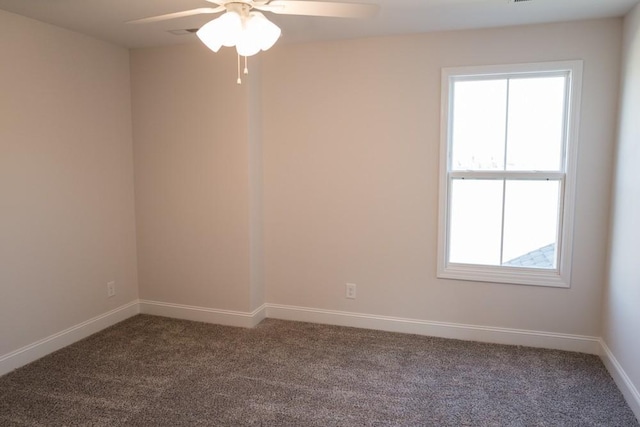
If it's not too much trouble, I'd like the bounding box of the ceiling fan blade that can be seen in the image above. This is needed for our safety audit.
[127,6,225,24]
[256,1,379,19]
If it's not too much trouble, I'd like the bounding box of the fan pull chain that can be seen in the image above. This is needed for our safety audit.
[237,53,242,85]
[244,56,249,75]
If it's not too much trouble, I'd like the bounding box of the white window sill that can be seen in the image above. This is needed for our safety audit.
[437,264,571,288]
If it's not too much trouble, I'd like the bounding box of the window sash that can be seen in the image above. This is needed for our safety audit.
[444,174,565,272]
[448,71,571,174]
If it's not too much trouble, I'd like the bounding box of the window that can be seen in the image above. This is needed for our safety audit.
[437,61,583,288]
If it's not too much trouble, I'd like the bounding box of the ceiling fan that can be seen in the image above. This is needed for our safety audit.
[128,0,380,24]
[129,1,379,82]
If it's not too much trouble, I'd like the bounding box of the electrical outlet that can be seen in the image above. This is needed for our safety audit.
[346,283,356,299]
[107,281,116,298]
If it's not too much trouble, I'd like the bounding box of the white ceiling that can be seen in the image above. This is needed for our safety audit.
[0,0,638,49]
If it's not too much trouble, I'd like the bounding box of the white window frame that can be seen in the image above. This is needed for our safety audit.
[437,60,583,288]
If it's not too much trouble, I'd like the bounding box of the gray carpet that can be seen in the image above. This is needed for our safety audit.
[0,315,637,426]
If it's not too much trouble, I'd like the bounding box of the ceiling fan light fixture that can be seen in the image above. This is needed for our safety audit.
[196,21,222,52]
[250,12,282,51]
[236,12,281,56]
[236,36,261,57]
[196,15,227,51]
[196,11,243,52]
[218,11,244,47]
[197,8,281,57]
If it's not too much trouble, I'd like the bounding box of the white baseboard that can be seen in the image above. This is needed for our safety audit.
[139,299,266,328]
[599,340,640,420]
[264,303,602,354]
[0,300,139,377]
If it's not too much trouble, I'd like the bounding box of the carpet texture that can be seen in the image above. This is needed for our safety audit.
[0,315,637,426]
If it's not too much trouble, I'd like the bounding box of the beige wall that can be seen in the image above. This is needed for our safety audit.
[604,1,640,407]
[0,10,138,355]
[131,45,258,312]
[262,19,622,336]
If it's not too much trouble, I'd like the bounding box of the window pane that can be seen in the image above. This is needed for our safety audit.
[501,180,560,269]
[451,80,507,171]
[449,179,503,265]
[506,76,566,171]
